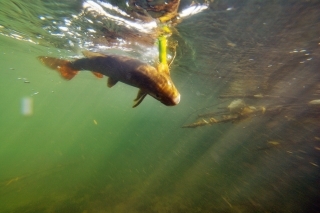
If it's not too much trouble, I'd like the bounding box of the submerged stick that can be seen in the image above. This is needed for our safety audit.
[198,111,229,118]
[219,94,300,99]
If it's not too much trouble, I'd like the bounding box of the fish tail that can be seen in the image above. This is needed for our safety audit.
[38,56,78,80]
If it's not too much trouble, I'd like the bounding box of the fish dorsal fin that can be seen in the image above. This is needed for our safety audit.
[133,89,147,108]
[92,72,103,78]
[82,50,106,58]
[107,77,118,88]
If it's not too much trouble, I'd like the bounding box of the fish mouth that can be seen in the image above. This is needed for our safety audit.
[165,93,180,106]
[172,93,181,105]
[153,93,180,106]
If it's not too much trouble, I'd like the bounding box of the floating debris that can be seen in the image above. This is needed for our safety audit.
[255,141,282,151]
[227,42,236,47]
[227,99,246,113]
[21,97,33,116]
[17,77,31,83]
[268,141,280,146]
[309,162,318,167]
[308,99,320,105]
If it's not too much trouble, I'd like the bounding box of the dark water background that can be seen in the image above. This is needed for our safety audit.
[1,0,320,212]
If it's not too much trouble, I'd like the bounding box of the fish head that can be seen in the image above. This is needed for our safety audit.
[135,63,180,107]
[148,75,181,106]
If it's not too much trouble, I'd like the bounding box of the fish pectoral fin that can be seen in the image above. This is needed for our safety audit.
[82,50,106,58]
[133,90,147,108]
[92,72,103,78]
[107,77,118,88]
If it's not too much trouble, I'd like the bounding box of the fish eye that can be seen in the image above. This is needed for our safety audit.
[152,93,161,99]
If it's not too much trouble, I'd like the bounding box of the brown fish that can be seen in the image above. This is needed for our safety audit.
[38,51,180,107]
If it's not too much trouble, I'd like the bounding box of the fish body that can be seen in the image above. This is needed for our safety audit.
[38,51,180,107]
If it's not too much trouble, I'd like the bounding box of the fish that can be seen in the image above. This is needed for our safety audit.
[38,51,180,107]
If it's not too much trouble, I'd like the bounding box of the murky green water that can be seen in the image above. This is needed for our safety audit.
[1,1,320,212]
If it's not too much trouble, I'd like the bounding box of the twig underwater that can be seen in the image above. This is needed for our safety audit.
[182,96,320,128]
